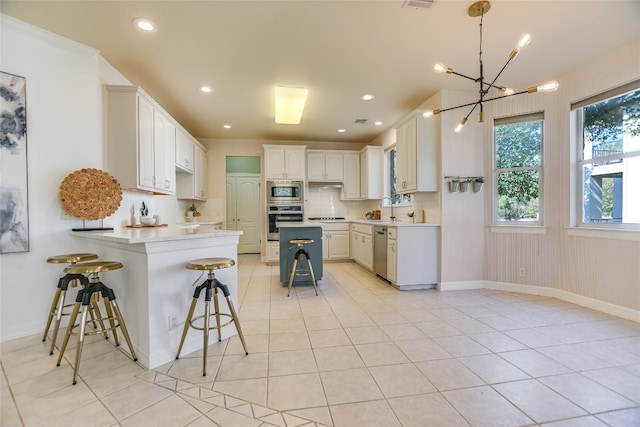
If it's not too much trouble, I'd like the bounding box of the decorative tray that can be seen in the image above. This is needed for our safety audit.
[126,224,168,228]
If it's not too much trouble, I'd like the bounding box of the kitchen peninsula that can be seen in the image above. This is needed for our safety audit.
[70,225,242,369]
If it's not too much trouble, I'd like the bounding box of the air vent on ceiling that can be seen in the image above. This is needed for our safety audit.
[354,119,368,124]
[403,0,436,10]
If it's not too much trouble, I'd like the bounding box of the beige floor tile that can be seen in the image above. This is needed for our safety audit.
[459,354,530,384]
[595,407,640,426]
[387,393,470,427]
[415,358,484,391]
[433,335,492,358]
[80,358,146,397]
[120,394,201,426]
[212,377,267,406]
[47,400,117,427]
[320,368,382,405]
[504,328,562,348]
[186,415,220,426]
[302,315,342,331]
[329,400,401,427]
[541,416,609,426]
[444,386,534,426]
[100,379,174,421]
[166,355,222,385]
[414,320,462,338]
[394,337,451,362]
[285,406,333,426]
[216,352,268,381]
[269,331,311,352]
[9,363,76,405]
[540,373,637,413]
[468,331,528,353]
[446,317,495,334]
[19,381,97,426]
[267,373,326,410]
[499,349,574,377]
[379,323,425,341]
[204,406,262,427]
[308,329,351,348]
[312,345,365,372]
[494,379,588,423]
[368,363,436,398]
[270,317,306,334]
[268,349,317,376]
[582,366,640,402]
[355,342,409,367]
[343,326,389,345]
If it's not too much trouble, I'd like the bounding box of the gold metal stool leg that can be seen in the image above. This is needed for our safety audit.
[306,256,319,296]
[213,289,222,343]
[226,296,248,355]
[57,301,81,367]
[71,306,90,385]
[43,287,62,343]
[110,300,137,361]
[176,298,198,359]
[203,299,210,376]
[287,257,299,297]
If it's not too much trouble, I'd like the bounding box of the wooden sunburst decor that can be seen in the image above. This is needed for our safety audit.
[59,168,122,220]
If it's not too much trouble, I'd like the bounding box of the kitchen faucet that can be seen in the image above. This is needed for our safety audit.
[381,196,396,222]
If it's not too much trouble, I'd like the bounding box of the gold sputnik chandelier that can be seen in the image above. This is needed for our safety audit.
[422,1,559,132]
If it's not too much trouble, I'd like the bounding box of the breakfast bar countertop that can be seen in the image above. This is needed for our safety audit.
[71,224,242,244]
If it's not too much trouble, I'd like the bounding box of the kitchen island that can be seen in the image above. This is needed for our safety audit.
[279,224,323,287]
[70,224,242,369]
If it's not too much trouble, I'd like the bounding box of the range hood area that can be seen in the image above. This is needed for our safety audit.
[307,181,343,189]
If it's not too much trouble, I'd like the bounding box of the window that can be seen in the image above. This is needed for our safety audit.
[493,112,544,225]
[386,147,411,205]
[573,80,640,227]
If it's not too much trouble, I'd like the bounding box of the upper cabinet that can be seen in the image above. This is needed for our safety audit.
[307,150,344,182]
[360,146,384,199]
[177,142,208,200]
[341,151,360,200]
[263,145,306,180]
[105,85,177,195]
[395,113,439,193]
[175,129,195,173]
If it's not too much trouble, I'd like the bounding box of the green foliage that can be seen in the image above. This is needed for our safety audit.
[140,201,148,216]
[584,89,640,144]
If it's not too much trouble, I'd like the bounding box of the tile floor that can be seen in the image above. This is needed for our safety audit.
[2,254,640,426]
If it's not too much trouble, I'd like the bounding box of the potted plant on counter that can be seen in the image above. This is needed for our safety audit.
[407,211,415,223]
[140,202,155,226]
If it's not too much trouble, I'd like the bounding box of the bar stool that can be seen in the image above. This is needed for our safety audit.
[176,257,248,376]
[43,253,99,356]
[287,239,318,297]
[56,261,137,385]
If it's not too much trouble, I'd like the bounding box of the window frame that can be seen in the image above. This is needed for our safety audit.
[492,112,545,226]
[572,79,640,231]
[384,146,412,207]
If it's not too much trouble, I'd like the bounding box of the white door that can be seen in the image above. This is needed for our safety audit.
[226,174,261,253]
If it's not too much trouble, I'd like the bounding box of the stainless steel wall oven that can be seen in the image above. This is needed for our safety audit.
[267,205,303,241]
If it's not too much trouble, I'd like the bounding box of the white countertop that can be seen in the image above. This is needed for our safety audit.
[316,219,440,227]
[279,223,323,228]
[71,224,242,244]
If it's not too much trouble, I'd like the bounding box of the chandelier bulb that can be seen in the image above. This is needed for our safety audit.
[504,87,515,95]
[517,33,531,49]
[529,81,560,93]
[455,118,467,133]
[434,63,452,74]
[422,109,441,118]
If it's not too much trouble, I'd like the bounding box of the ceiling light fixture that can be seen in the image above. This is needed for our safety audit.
[275,86,308,124]
[337,129,346,133]
[132,18,157,32]
[223,124,231,129]
[423,1,558,133]
[360,94,375,101]
[198,85,212,93]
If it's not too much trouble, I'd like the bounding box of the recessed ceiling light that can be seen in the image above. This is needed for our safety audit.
[198,85,212,93]
[223,124,232,129]
[132,18,158,32]
[374,121,383,126]
[337,129,346,133]
[360,94,375,101]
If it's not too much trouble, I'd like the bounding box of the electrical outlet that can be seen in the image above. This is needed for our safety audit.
[168,315,180,330]
[519,267,526,277]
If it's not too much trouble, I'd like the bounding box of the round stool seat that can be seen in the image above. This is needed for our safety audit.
[186,258,235,271]
[64,261,123,275]
[47,253,98,264]
[289,239,313,245]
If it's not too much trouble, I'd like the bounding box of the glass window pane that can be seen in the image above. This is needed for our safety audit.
[496,121,542,168]
[497,170,540,222]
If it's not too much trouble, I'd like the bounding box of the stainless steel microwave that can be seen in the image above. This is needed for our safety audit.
[266,180,303,204]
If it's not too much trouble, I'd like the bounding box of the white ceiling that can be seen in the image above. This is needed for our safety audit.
[3,1,639,143]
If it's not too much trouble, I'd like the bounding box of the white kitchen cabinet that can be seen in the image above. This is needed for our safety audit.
[177,141,208,200]
[359,146,384,199]
[395,113,439,193]
[307,150,344,182]
[321,223,350,260]
[266,241,280,263]
[341,151,360,200]
[105,85,177,195]
[386,225,439,289]
[350,223,373,271]
[175,129,195,173]
[263,145,306,180]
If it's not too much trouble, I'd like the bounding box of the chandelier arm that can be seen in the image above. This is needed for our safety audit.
[434,88,530,115]
[485,57,515,94]
[449,70,479,83]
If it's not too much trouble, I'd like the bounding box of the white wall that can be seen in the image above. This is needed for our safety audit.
[483,38,640,312]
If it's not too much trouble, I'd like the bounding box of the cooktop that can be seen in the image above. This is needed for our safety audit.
[308,217,346,221]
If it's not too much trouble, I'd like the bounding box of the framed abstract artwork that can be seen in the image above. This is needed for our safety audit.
[0,71,29,253]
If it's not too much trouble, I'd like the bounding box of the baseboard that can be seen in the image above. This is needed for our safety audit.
[440,279,639,323]
[0,320,43,343]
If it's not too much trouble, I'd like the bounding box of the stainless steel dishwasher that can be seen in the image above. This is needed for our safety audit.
[373,226,388,280]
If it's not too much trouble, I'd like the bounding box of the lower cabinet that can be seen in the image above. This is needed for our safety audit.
[322,223,350,260]
[386,225,439,289]
[350,223,373,271]
[266,241,280,263]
